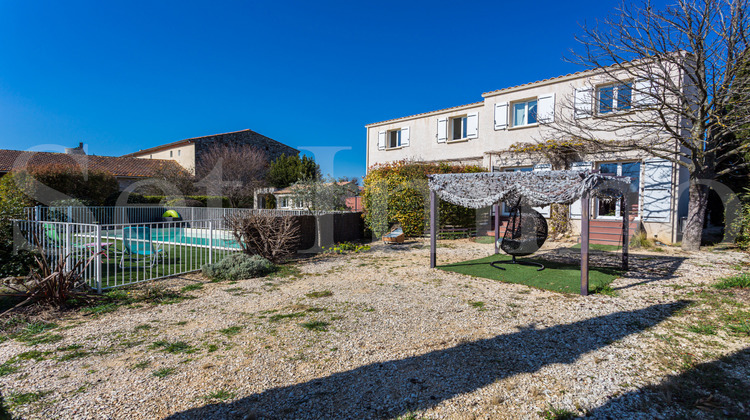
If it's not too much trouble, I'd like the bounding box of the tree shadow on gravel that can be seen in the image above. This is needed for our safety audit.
[537,247,687,289]
[587,346,750,419]
[166,301,688,420]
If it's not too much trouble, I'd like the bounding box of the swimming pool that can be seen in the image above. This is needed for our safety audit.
[109,227,241,250]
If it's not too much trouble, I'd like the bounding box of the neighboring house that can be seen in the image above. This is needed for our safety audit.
[257,181,361,211]
[0,147,184,191]
[122,129,299,174]
[365,66,690,244]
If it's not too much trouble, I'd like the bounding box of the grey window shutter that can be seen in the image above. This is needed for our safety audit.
[532,164,552,217]
[574,88,593,119]
[400,127,410,147]
[569,161,593,218]
[437,118,448,143]
[494,102,508,130]
[466,112,479,139]
[537,93,555,123]
[377,131,386,150]
[642,158,672,222]
[634,79,658,107]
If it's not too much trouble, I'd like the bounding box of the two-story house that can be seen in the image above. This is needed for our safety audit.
[365,65,690,244]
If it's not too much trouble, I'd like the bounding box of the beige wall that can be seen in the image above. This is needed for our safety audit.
[366,64,686,243]
[135,143,196,174]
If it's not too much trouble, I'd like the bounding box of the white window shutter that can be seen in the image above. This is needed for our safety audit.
[466,113,479,139]
[437,118,448,143]
[537,93,555,123]
[574,88,593,119]
[642,158,672,222]
[634,79,658,107]
[569,161,593,218]
[532,164,552,217]
[377,131,386,150]
[400,127,410,147]
[494,102,508,130]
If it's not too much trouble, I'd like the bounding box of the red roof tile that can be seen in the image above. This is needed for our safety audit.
[0,149,184,178]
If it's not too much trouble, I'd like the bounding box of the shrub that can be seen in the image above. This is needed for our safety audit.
[730,194,750,250]
[1,248,99,314]
[629,230,653,249]
[164,198,205,208]
[201,253,275,281]
[0,174,36,277]
[10,164,119,205]
[362,160,485,237]
[104,192,155,206]
[225,213,301,263]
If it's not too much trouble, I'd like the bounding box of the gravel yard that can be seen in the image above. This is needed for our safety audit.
[1,239,749,419]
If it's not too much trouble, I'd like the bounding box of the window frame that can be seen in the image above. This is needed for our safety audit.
[510,99,538,128]
[449,115,468,141]
[595,160,642,219]
[386,129,402,149]
[596,81,633,115]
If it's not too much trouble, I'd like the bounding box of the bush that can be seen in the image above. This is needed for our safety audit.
[362,160,485,237]
[11,164,119,205]
[225,213,301,263]
[142,196,231,207]
[731,194,750,250]
[104,192,155,206]
[629,230,653,249]
[0,174,35,277]
[201,253,274,281]
[164,198,205,208]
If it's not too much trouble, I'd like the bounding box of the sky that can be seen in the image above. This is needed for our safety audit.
[0,0,673,181]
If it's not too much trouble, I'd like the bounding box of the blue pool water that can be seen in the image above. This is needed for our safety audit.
[118,227,241,249]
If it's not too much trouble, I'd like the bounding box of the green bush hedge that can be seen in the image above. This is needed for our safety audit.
[143,196,231,207]
[0,174,36,276]
[362,160,485,237]
[201,253,275,281]
[7,165,119,206]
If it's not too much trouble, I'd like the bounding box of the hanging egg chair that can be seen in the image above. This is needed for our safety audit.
[492,198,549,271]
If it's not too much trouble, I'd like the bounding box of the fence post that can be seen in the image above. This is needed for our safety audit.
[65,223,72,271]
[95,224,102,294]
[67,206,73,223]
[35,205,41,221]
[209,220,214,264]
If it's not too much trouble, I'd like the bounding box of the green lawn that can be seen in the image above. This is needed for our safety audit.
[93,242,237,288]
[438,254,621,294]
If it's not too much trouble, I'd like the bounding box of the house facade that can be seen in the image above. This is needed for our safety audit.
[365,66,690,244]
[123,129,299,174]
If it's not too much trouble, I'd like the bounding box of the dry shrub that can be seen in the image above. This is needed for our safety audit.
[225,213,301,263]
[1,247,99,315]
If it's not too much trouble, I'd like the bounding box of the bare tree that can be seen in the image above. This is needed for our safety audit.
[541,0,750,250]
[195,143,268,208]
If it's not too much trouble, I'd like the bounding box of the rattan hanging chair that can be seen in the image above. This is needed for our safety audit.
[492,198,549,271]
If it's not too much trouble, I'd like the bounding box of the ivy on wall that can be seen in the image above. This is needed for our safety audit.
[362,160,485,237]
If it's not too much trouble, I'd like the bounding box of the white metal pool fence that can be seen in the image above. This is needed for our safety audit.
[25,205,354,226]
[13,218,242,292]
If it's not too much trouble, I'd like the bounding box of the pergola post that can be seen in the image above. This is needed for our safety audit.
[580,191,590,296]
[430,190,437,268]
[621,193,629,271]
[493,202,500,255]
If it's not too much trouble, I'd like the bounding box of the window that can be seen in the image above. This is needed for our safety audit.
[512,100,537,127]
[169,151,173,157]
[177,149,181,156]
[596,161,641,218]
[388,130,401,148]
[598,83,632,114]
[451,116,468,140]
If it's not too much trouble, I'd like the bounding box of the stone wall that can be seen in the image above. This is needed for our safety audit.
[194,130,299,167]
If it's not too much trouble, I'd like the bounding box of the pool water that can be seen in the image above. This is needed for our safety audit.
[116,227,241,249]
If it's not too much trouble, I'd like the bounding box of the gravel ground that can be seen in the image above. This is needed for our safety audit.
[1,239,749,419]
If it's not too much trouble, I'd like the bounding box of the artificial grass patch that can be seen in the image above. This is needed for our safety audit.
[569,243,623,252]
[438,254,621,294]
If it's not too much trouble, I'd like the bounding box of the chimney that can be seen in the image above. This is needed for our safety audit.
[65,142,86,155]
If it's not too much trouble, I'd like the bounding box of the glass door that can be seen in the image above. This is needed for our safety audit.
[596,162,641,218]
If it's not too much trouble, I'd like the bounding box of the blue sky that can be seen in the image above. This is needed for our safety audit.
[0,0,671,180]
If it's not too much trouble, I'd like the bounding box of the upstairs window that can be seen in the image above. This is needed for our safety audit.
[512,100,537,127]
[388,130,401,148]
[451,116,468,140]
[598,82,632,114]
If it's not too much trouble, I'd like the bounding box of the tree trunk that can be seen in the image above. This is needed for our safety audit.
[682,176,709,251]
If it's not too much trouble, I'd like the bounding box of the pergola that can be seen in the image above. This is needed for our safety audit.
[427,170,632,296]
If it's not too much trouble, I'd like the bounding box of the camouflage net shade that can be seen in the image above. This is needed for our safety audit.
[427,170,631,209]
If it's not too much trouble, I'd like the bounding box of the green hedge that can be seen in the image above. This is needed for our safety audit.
[7,165,119,206]
[142,196,232,208]
[362,161,485,237]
